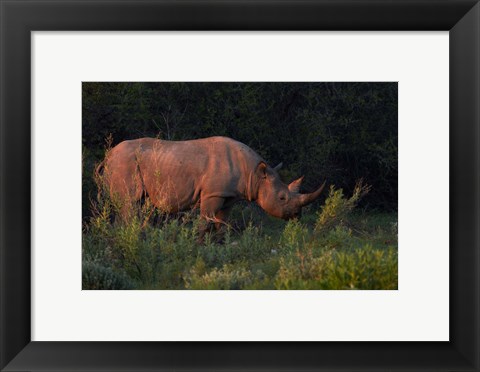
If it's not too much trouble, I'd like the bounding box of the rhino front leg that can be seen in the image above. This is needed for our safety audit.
[214,207,231,231]
[198,197,225,242]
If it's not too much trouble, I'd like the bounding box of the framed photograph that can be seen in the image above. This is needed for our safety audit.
[1,0,479,371]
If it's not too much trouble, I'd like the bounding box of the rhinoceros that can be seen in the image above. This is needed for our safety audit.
[97,136,325,235]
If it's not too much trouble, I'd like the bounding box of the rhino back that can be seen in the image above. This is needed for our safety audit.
[137,136,263,211]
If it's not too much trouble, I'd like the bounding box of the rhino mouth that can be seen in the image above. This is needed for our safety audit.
[285,211,301,221]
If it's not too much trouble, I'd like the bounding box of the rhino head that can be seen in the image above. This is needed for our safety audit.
[254,162,326,220]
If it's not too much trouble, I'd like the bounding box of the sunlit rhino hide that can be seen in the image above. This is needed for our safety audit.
[98,136,325,237]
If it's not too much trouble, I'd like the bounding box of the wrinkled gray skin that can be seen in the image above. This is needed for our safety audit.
[99,136,325,237]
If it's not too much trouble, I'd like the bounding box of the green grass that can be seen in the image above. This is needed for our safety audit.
[82,184,398,290]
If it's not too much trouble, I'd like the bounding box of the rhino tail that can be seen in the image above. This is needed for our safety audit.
[94,159,106,184]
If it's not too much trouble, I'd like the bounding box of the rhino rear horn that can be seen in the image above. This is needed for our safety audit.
[299,181,326,206]
[273,162,283,171]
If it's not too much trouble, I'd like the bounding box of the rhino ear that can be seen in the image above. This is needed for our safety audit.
[288,176,304,193]
[273,162,283,172]
[256,161,268,179]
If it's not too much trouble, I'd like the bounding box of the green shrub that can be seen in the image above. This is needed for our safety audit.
[185,264,254,290]
[274,244,397,290]
[322,225,355,251]
[321,244,398,290]
[315,180,370,234]
[280,219,309,254]
[82,261,135,290]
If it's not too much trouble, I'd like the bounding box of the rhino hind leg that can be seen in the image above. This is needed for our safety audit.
[105,160,145,223]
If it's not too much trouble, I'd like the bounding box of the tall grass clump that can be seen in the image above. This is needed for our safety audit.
[315,180,371,234]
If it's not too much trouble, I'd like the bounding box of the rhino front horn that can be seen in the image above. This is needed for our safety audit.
[299,181,326,206]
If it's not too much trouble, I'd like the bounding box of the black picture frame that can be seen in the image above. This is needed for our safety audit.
[1,0,479,371]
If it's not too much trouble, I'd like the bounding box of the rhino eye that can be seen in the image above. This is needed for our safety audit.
[279,195,287,201]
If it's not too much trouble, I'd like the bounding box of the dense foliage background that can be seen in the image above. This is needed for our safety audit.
[82,82,397,218]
